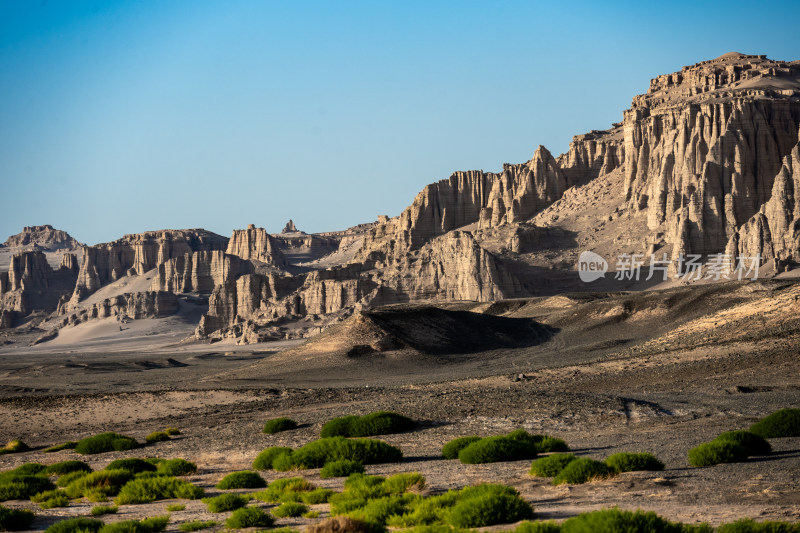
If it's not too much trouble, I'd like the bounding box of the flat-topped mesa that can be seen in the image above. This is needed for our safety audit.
[226,225,287,266]
[70,229,228,304]
[2,225,82,251]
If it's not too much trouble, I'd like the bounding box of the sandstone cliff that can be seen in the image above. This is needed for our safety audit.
[58,291,179,327]
[0,251,79,322]
[2,225,82,251]
[225,225,286,267]
[150,250,253,294]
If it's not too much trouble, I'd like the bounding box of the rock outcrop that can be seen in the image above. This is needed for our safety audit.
[225,225,286,266]
[59,291,179,327]
[151,251,253,294]
[0,251,79,315]
[281,220,300,233]
[2,225,82,251]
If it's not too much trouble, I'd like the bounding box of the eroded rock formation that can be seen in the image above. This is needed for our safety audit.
[226,225,286,266]
[0,251,79,316]
[59,291,179,327]
[2,225,82,251]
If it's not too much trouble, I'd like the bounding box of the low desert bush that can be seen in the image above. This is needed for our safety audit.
[0,475,56,501]
[515,520,562,533]
[252,477,316,503]
[717,517,800,532]
[304,510,321,518]
[43,442,78,453]
[272,437,402,470]
[688,441,748,467]
[306,516,378,533]
[225,507,275,529]
[45,461,92,476]
[165,428,181,436]
[441,437,482,460]
[44,517,104,533]
[115,476,204,504]
[552,458,613,485]
[0,463,47,478]
[303,488,336,504]
[253,446,294,470]
[263,417,299,434]
[75,433,138,455]
[203,493,249,512]
[31,489,70,507]
[749,408,800,439]
[0,440,30,455]
[105,458,157,474]
[507,430,569,454]
[604,452,665,473]
[321,460,365,478]
[457,435,534,464]
[179,520,217,532]
[98,515,169,533]
[558,508,711,532]
[216,470,267,489]
[273,501,309,518]
[529,454,577,477]
[156,459,197,477]
[145,432,171,444]
[447,484,534,528]
[57,471,88,487]
[64,469,134,499]
[0,504,35,530]
[91,504,118,516]
[714,431,771,456]
[321,412,415,438]
[165,503,185,512]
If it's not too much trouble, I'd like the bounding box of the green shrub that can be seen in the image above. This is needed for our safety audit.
[321,460,365,478]
[44,517,103,533]
[515,520,562,533]
[0,463,47,478]
[552,458,613,485]
[115,476,204,504]
[225,507,275,529]
[383,473,425,495]
[105,459,157,474]
[506,430,569,454]
[458,436,535,464]
[559,508,711,532]
[252,477,316,503]
[530,454,577,477]
[145,432,170,444]
[304,510,321,518]
[0,475,56,501]
[216,470,267,489]
[441,437,482,460]
[45,461,92,476]
[166,503,185,512]
[717,517,800,532]
[31,488,68,503]
[98,515,169,533]
[64,469,134,499]
[253,446,294,470]
[307,516,379,533]
[688,441,748,467]
[714,431,772,456]
[57,471,88,487]
[0,504,35,530]
[179,520,217,532]
[165,428,181,436]
[275,437,402,470]
[156,459,197,477]
[74,433,138,455]
[203,493,249,512]
[43,442,78,453]
[447,484,534,528]
[273,501,309,518]
[91,504,118,516]
[749,408,800,439]
[0,440,30,455]
[605,452,665,473]
[303,488,335,504]
[321,412,415,438]
[264,417,299,434]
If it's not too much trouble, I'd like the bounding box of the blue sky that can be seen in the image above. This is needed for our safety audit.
[1,1,799,245]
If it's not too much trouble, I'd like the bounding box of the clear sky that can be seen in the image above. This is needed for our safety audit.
[1,0,799,245]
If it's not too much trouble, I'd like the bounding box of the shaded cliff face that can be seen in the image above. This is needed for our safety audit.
[151,251,253,295]
[0,251,78,321]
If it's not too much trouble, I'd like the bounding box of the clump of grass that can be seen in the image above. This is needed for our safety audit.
[307,516,377,533]
[321,412,416,438]
[559,508,713,532]
[0,475,56,501]
[321,460,365,478]
[0,504,36,530]
[74,433,138,455]
[264,437,402,471]
[98,515,170,533]
[166,503,186,512]
[604,452,665,473]
[253,447,294,470]
[529,454,577,477]
[717,517,800,532]
[688,441,748,467]
[115,476,204,504]
[303,488,336,504]
[155,458,197,477]
[203,493,249,512]
[457,430,568,465]
[64,469,134,499]
[0,440,30,455]
[43,442,78,453]
[441,437,481,460]
[57,471,89,487]
[45,461,92,476]
[44,517,104,533]
[252,477,316,503]
[552,458,613,485]
[515,520,562,533]
[264,417,299,434]
[179,520,217,532]
[447,484,534,528]
[303,510,321,519]
[273,501,309,518]
[749,408,800,439]
[31,489,70,508]
[0,463,47,477]
[145,432,171,444]
[91,504,118,516]
[165,428,181,436]
[216,470,267,489]
[225,507,275,529]
[714,431,771,457]
[105,458,157,474]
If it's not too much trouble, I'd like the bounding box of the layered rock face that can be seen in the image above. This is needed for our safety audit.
[59,291,179,327]
[225,225,286,266]
[0,251,79,321]
[151,251,253,294]
[623,53,800,259]
[2,225,82,251]
[70,229,228,303]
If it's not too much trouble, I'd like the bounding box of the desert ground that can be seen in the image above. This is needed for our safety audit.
[1,279,799,530]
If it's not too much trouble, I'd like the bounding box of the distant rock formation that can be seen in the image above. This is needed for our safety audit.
[151,250,253,294]
[226,225,287,266]
[2,225,82,251]
[0,250,79,321]
[281,220,301,233]
[58,291,179,327]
